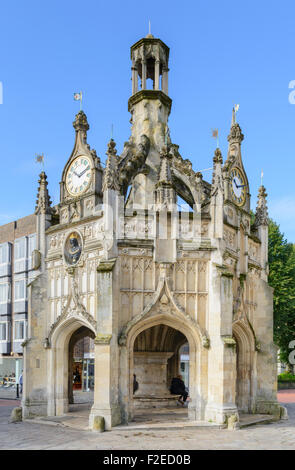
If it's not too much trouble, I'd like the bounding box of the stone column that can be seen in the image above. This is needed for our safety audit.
[131,64,138,95]
[142,60,147,90]
[89,259,121,430]
[205,267,238,424]
[162,66,169,94]
[155,60,160,90]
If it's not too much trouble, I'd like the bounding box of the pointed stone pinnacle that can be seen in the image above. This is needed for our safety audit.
[213,148,223,165]
[35,171,52,215]
[73,110,89,132]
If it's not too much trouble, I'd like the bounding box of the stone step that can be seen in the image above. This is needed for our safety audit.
[133,395,182,408]
[115,420,226,431]
[238,414,277,428]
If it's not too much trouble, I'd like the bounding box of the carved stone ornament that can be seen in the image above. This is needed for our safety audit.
[64,231,83,266]
[221,335,236,348]
[47,269,97,344]
[94,333,112,345]
[254,185,268,227]
[227,123,244,143]
[97,258,117,273]
[31,249,41,270]
[118,262,210,349]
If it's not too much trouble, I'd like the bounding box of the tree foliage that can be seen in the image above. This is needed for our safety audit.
[268,219,295,364]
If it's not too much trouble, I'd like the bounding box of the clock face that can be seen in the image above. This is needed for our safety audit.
[230,167,246,206]
[66,156,92,197]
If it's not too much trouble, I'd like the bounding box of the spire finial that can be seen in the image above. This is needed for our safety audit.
[35,171,52,215]
[73,110,89,132]
[231,107,235,126]
[146,19,154,38]
[254,185,268,226]
[227,106,244,144]
[102,139,120,192]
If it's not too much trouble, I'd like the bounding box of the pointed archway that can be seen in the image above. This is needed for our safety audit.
[120,311,204,424]
[47,316,96,417]
[68,326,95,405]
[233,320,257,413]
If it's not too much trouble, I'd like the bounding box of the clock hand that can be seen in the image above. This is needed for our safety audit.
[236,183,247,188]
[78,166,90,178]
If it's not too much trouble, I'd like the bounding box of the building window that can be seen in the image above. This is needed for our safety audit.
[0,283,10,303]
[14,238,27,260]
[14,279,26,301]
[28,234,36,255]
[28,234,37,270]
[14,321,26,341]
[0,322,7,341]
[0,243,10,264]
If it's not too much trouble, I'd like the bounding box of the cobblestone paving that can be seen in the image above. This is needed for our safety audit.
[0,396,294,450]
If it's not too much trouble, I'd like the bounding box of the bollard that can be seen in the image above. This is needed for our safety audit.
[93,415,105,432]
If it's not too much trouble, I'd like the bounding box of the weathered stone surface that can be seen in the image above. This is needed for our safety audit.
[21,33,279,432]
[92,415,105,432]
[280,405,288,420]
[10,407,22,423]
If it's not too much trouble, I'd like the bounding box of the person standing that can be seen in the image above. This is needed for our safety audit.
[19,371,23,394]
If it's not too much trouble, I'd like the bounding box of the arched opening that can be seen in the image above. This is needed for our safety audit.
[233,321,256,414]
[68,326,95,408]
[131,323,191,422]
[122,312,204,424]
[48,317,96,418]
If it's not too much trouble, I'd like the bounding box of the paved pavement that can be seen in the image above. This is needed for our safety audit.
[277,389,295,403]
[0,392,294,450]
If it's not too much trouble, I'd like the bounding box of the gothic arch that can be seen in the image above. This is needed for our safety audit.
[172,168,198,208]
[47,316,96,416]
[122,310,205,422]
[232,319,257,413]
[118,270,209,349]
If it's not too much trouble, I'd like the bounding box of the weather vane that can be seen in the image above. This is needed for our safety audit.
[212,128,219,148]
[36,153,44,170]
[234,103,240,123]
[74,91,83,111]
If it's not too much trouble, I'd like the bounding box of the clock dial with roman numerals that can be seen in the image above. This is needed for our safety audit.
[66,156,92,197]
[230,167,247,207]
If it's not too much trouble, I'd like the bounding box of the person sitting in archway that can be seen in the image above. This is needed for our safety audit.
[170,374,188,406]
[133,374,139,394]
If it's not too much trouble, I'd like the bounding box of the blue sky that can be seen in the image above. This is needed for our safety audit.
[0,0,294,241]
